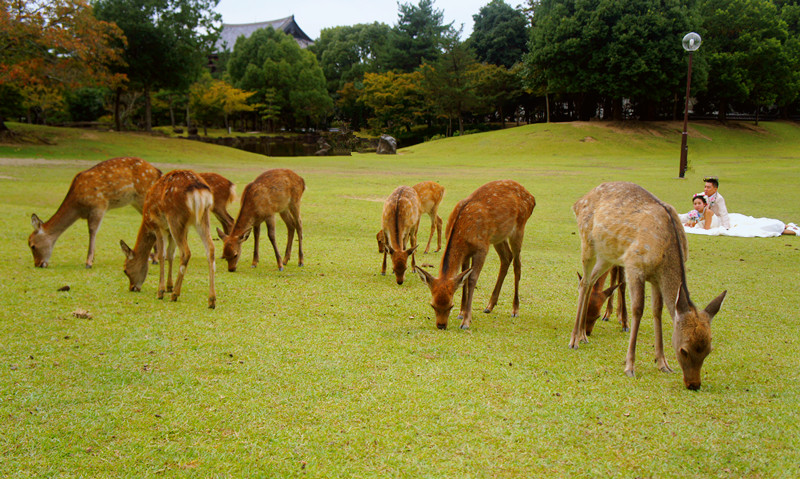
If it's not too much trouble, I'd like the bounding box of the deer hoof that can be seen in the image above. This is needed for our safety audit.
[171,294,179,302]
[622,327,630,332]
[511,312,519,318]
[85,264,92,269]
[208,299,216,309]
[460,324,470,330]
[625,369,635,378]
[483,307,492,314]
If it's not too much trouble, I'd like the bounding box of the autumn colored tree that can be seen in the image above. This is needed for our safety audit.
[0,0,125,133]
[360,71,425,135]
[189,73,253,135]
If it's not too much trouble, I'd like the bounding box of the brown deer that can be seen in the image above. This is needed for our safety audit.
[28,157,161,268]
[119,170,217,308]
[570,182,726,390]
[578,265,628,335]
[197,172,237,235]
[414,180,535,329]
[413,181,445,253]
[381,186,421,284]
[218,169,305,272]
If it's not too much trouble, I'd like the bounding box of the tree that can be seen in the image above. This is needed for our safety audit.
[360,71,425,135]
[385,0,453,72]
[527,0,700,120]
[227,27,333,131]
[94,0,221,131]
[189,72,253,135]
[0,0,125,133]
[468,0,530,68]
[312,23,393,94]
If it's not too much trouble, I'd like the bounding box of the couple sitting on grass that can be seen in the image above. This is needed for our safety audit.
[680,176,798,237]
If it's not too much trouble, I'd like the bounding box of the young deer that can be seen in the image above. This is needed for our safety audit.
[412,181,445,253]
[218,169,305,272]
[198,172,237,235]
[28,157,161,268]
[119,170,217,308]
[578,265,627,335]
[381,186,421,284]
[570,182,726,390]
[414,180,535,330]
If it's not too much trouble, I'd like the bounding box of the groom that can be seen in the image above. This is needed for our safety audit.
[703,176,731,228]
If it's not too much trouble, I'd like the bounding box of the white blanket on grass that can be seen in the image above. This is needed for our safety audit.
[683,213,790,237]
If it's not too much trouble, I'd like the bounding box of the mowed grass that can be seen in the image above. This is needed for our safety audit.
[1,121,799,477]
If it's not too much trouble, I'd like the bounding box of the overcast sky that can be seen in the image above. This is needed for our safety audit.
[215,0,520,41]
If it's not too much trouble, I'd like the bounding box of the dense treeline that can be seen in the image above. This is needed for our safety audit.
[2,0,799,142]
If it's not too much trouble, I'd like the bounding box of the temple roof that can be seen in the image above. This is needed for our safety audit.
[217,15,314,50]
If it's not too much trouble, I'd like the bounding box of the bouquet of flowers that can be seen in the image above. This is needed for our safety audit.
[687,210,700,222]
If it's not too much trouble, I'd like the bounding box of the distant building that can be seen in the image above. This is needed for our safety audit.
[217,15,314,50]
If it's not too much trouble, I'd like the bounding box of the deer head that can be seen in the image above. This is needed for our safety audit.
[218,227,250,272]
[387,243,418,284]
[28,214,52,268]
[415,266,473,329]
[376,230,386,253]
[672,288,727,390]
[577,272,621,336]
[120,239,148,292]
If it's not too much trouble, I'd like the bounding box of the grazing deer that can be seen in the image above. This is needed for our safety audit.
[414,180,535,329]
[119,170,217,308]
[218,169,305,272]
[578,265,628,335]
[412,181,445,253]
[28,157,161,268]
[198,172,237,235]
[381,186,421,284]
[570,182,726,390]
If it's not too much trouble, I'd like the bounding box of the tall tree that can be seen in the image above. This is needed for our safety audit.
[0,0,124,133]
[312,23,393,94]
[386,0,453,72]
[227,27,333,131]
[94,0,221,131]
[360,71,425,135]
[468,0,530,68]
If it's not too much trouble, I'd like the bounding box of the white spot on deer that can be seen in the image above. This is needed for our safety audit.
[179,265,186,275]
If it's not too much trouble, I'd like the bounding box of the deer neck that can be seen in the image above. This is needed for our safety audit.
[132,223,157,265]
[42,199,83,236]
[439,235,471,279]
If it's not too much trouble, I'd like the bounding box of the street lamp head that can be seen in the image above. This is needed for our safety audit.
[682,32,702,52]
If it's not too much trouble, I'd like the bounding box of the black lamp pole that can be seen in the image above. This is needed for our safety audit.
[679,32,701,179]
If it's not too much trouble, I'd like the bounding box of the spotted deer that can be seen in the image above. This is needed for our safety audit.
[218,169,305,272]
[197,172,237,235]
[381,186,421,284]
[413,181,445,253]
[28,157,161,268]
[414,180,535,329]
[578,265,627,335]
[119,170,217,308]
[570,182,726,390]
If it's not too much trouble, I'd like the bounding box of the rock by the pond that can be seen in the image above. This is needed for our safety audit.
[376,135,397,155]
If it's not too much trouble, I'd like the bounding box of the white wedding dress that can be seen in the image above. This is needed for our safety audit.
[680,211,793,237]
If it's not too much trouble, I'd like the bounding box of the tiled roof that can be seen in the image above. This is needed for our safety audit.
[217,15,314,50]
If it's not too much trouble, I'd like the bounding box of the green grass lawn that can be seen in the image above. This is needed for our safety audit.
[1,121,799,477]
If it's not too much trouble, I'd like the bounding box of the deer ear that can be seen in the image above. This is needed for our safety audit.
[602,282,622,299]
[453,267,473,289]
[405,244,418,255]
[703,290,727,323]
[576,271,582,281]
[31,213,43,231]
[240,228,251,243]
[386,243,395,255]
[216,227,227,241]
[675,284,692,313]
[119,240,133,259]
[414,265,434,286]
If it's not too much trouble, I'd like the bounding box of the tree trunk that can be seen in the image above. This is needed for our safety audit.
[717,99,727,122]
[545,92,550,123]
[114,88,122,131]
[144,84,152,132]
[169,97,176,129]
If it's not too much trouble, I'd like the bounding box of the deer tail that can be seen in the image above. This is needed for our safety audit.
[187,188,214,225]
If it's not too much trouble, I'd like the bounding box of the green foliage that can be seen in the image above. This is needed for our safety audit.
[361,71,425,135]
[385,0,453,72]
[65,88,109,123]
[227,27,333,130]
[188,72,253,134]
[468,0,530,68]
[1,121,800,476]
[313,23,393,94]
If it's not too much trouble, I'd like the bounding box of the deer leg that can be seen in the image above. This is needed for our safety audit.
[156,233,167,299]
[624,274,646,377]
[484,241,512,314]
[214,209,235,236]
[460,252,487,329]
[617,274,628,331]
[85,212,105,268]
[170,229,191,303]
[265,215,283,271]
[196,210,216,309]
[165,235,176,293]
[570,256,611,348]
[457,258,471,320]
[410,225,419,268]
[251,222,261,268]
[602,267,618,321]
[290,201,303,266]
[651,284,672,373]
[279,210,294,267]
[510,234,524,318]
[424,213,435,253]
[381,247,388,276]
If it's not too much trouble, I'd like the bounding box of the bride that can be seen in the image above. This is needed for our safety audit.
[680,194,797,237]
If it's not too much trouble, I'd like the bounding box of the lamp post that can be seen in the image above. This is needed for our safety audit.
[678,32,701,179]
